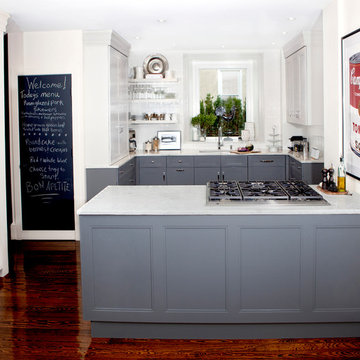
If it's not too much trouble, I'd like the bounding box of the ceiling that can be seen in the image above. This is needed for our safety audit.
[1,0,333,51]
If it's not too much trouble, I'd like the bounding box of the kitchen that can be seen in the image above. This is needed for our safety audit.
[0,0,360,351]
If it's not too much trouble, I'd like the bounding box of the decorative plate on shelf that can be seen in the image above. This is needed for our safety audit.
[143,54,169,76]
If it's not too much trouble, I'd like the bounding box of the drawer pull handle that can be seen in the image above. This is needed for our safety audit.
[176,169,184,172]
[163,172,166,182]
[260,160,274,163]
[151,160,155,164]
[178,160,182,163]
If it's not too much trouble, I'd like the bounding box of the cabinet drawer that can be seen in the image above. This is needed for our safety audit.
[139,156,166,168]
[167,168,194,185]
[248,167,286,181]
[221,155,247,167]
[248,155,286,167]
[167,156,194,168]
[194,155,221,167]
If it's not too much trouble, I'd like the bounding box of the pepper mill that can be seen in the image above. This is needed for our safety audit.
[327,167,338,192]
[321,168,328,190]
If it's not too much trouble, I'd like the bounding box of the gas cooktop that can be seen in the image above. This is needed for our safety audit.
[207,180,326,203]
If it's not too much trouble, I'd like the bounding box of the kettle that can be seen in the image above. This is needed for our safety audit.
[129,130,137,152]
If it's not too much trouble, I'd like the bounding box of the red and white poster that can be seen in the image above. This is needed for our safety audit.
[343,28,360,180]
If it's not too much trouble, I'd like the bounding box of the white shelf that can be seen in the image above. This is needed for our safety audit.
[130,99,178,104]
[129,78,178,84]
[130,120,177,125]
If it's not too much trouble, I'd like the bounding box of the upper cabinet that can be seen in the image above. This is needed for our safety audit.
[285,46,307,125]
[84,30,131,167]
[284,31,323,126]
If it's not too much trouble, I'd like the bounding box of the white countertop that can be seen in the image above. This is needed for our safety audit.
[78,185,360,216]
[108,148,323,169]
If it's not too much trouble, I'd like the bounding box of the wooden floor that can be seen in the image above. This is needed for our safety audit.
[1,241,360,360]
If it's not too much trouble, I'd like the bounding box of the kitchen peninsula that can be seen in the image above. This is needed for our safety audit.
[79,185,360,339]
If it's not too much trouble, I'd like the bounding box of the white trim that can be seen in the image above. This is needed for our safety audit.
[83,30,130,57]
[0,11,9,276]
[0,11,9,32]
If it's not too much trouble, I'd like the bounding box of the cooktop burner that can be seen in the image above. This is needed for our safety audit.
[207,180,326,203]
[277,180,324,200]
[208,181,242,201]
[238,181,289,200]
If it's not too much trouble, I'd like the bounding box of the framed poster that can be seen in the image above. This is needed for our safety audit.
[157,130,181,150]
[342,28,360,180]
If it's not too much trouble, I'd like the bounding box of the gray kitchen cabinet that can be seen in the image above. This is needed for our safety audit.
[139,156,167,185]
[248,155,286,181]
[167,156,194,185]
[80,212,360,339]
[288,156,323,184]
[220,155,248,181]
[118,158,136,185]
[86,168,119,201]
[194,155,221,184]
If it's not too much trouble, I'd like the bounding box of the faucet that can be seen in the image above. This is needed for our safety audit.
[218,122,223,150]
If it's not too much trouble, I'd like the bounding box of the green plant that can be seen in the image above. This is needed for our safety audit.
[192,94,246,136]
[191,95,217,134]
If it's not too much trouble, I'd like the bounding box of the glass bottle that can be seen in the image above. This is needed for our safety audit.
[337,157,346,192]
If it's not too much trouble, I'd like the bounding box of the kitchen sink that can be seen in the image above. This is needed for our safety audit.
[198,149,231,153]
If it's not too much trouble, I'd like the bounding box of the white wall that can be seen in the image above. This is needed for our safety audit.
[323,0,360,193]
[0,10,9,276]
[8,31,85,240]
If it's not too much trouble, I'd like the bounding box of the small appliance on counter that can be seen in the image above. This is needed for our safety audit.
[289,136,306,152]
[129,129,137,152]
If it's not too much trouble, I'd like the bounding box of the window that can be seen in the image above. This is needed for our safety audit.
[184,54,260,141]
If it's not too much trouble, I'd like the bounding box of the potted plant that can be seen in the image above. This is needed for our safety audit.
[191,94,217,140]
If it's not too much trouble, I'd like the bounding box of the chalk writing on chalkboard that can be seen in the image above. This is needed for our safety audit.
[18,74,74,230]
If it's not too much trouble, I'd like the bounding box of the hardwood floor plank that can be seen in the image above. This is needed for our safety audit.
[0,240,359,360]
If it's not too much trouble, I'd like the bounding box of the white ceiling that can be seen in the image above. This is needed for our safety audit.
[1,0,333,50]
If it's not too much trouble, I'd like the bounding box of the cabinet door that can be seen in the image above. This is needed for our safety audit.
[221,167,247,181]
[167,168,194,185]
[194,168,221,184]
[289,157,302,181]
[110,47,129,164]
[286,47,307,125]
[139,168,166,185]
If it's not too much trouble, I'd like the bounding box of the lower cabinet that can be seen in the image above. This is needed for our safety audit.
[248,155,286,181]
[139,156,167,185]
[86,168,119,201]
[80,213,360,338]
[118,158,136,185]
[288,156,323,184]
[221,155,248,181]
[194,155,221,184]
[167,156,194,185]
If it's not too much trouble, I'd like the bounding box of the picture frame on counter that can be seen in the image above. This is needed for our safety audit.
[157,130,181,150]
[342,27,360,180]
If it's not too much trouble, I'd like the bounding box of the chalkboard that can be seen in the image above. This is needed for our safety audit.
[18,74,74,230]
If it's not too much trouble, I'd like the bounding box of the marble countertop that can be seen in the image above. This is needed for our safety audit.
[78,185,359,216]
[108,148,323,168]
